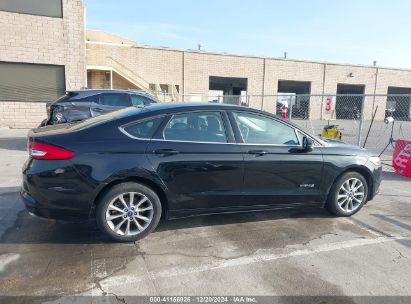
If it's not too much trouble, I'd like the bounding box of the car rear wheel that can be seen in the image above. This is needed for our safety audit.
[96,182,162,242]
[325,172,368,217]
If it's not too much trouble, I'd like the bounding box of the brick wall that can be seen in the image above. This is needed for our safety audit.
[0,102,46,128]
[0,0,85,128]
[86,36,411,121]
[87,70,110,89]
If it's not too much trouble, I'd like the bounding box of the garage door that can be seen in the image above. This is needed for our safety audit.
[0,62,65,102]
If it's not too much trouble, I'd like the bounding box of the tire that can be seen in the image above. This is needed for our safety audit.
[325,172,368,217]
[96,182,162,242]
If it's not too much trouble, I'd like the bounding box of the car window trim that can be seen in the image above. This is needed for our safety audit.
[119,114,166,140]
[158,110,232,144]
[119,109,322,146]
[231,110,301,146]
[221,111,236,143]
[232,111,300,146]
[229,110,322,147]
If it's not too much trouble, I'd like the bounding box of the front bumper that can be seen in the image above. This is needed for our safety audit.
[369,165,382,201]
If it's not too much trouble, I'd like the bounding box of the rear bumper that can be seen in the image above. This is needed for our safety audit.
[21,159,94,221]
[20,188,90,221]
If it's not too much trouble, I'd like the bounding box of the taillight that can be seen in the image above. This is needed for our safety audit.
[28,142,75,160]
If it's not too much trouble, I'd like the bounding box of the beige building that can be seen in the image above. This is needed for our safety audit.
[86,30,411,121]
[0,0,86,128]
[1,0,410,127]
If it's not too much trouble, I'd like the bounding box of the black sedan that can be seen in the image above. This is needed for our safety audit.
[21,103,382,242]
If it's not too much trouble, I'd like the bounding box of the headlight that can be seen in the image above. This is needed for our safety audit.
[369,156,381,167]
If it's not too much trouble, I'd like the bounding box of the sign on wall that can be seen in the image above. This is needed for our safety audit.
[323,96,336,120]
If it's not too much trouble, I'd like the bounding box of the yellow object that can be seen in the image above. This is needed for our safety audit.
[321,125,342,140]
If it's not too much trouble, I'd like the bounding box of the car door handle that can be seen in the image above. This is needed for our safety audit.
[154,149,179,156]
[93,107,104,112]
[248,150,268,156]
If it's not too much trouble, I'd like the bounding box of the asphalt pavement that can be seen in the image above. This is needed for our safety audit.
[0,127,410,303]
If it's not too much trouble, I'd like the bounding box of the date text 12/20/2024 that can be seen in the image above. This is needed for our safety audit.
[149,297,257,303]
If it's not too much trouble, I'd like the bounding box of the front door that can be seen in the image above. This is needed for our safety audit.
[230,111,324,207]
[146,110,244,213]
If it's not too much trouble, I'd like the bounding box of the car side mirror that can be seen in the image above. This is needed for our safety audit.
[303,136,313,152]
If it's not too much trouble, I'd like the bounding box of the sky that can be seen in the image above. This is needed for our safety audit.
[84,0,411,68]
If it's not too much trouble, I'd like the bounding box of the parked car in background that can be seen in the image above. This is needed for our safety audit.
[41,89,158,126]
[22,103,382,242]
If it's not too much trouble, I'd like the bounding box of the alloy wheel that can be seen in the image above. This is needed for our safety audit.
[105,192,154,236]
[337,178,365,213]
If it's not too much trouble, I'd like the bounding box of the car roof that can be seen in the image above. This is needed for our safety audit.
[110,102,279,120]
[140,102,249,113]
[67,89,157,98]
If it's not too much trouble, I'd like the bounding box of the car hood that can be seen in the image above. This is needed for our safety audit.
[321,139,370,156]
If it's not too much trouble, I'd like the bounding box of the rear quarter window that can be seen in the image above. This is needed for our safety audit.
[69,107,146,131]
[122,116,164,139]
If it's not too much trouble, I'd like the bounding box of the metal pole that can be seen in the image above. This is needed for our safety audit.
[110,69,113,89]
[362,105,378,148]
[357,95,366,146]
[320,64,327,120]
[261,58,266,110]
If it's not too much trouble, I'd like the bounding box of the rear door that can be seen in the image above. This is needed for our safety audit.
[229,111,324,207]
[146,110,244,213]
[92,93,132,116]
[56,93,99,123]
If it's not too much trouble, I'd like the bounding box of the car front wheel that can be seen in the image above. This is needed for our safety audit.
[96,182,162,242]
[326,172,368,217]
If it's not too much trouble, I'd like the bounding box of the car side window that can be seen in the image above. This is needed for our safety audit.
[163,111,227,143]
[130,94,154,106]
[99,93,131,107]
[122,116,164,139]
[233,112,299,145]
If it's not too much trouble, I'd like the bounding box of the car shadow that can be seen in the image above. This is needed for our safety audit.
[0,137,27,151]
[372,213,411,232]
[0,201,332,245]
[156,207,332,232]
[382,171,411,182]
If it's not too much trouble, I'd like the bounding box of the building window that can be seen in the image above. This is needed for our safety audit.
[386,87,411,121]
[149,84,180,94]
[0,62,65,101]
[335,84,365,119]
[277,80,311,119]
[0,0,63,18]
[209,76,248,105]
